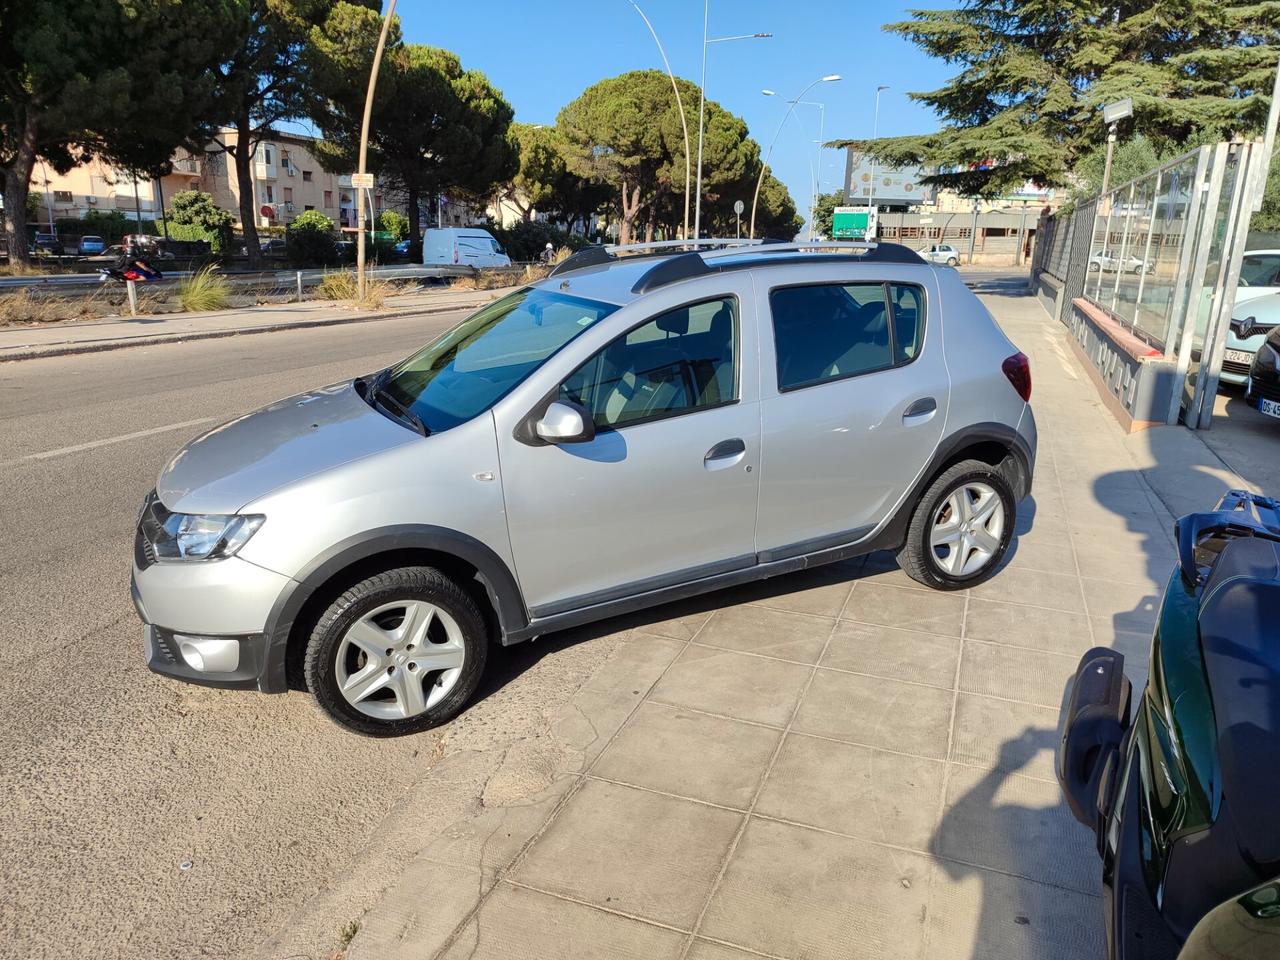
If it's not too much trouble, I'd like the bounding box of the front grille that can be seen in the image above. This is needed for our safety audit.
[134,526,156,569]
[1223,359,1251,376]
[1253,378,1280,404]
[152,629,180,664]
[1231,319,1276,340]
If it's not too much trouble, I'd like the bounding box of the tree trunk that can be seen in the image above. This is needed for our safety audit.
[407,184,421,241]
[618,181,643,246]
[2,114,39,265]
[644,220,655,244]
[232,117,262,268]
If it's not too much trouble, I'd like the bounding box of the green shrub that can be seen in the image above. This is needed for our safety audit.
[55,210,158,244]
[176,265,231,312]
[286,210,337,266]
[169,191,234,251]
[377,210,409,241]
[488,221,590,262]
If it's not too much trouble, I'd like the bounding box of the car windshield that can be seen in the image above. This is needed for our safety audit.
[381,287,618,433]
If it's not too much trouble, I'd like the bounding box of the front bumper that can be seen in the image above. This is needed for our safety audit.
[131,554,295,693]
[1058,647,1132,837]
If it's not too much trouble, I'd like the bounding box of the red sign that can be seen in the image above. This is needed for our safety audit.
[260,204,274,218]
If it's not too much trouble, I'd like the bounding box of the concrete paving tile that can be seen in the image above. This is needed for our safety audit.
[630,608,715,641]
[1069,523,1168,560]
[925,861,1105,960]
[962,598,1094,657]
[649,646,812,727]
[738,564,859,618]
[591,701,781,809]
[949,694,1060,782]
[843,582,966,637]
[696,605,834,664]
[821,620,960,689]
[756,733,944,852]
[350,860,484,960]
[438,882,685,959]
[700,817,932,960]
[512,779,742,930]
[999,536,1076,576]
[1080,577,1160,632]
[855,551,936,593]
[580,635,686,697]
[968,566,1085,614]
[959,642,1075,710]
[685,941,765,960]
[1077,547,1169,588]
[935,765,1100,896]
[794,669,954,760]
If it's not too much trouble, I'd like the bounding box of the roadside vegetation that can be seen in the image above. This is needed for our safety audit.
[175,266,232,313]
[315,270,395,309]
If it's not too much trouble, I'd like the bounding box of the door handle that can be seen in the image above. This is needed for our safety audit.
[705,437,746,461]
[902,397,937,424]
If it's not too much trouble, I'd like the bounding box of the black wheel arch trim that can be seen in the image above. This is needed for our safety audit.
[258,525,529,692]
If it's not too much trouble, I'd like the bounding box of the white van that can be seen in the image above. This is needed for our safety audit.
[422,228,511,269]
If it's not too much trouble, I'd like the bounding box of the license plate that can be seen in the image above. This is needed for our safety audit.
[1261,397,1280,420]
[1225,349,1253,364]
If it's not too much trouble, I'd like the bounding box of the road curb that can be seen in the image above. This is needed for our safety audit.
[0,296,499,363]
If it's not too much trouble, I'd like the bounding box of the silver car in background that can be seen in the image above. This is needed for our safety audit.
[131,240,1037,736]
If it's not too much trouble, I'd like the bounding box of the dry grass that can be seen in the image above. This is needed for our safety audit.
[176,265,231,313]
[0,287,119,324]
[452,267,525,291]
[315,270,393,308]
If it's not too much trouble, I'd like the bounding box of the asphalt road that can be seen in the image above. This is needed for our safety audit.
[0,309,626,960]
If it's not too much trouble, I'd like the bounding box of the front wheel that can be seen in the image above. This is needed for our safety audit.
[947,257,958,266]
[303,566,489,737]
[897,460,1016,590]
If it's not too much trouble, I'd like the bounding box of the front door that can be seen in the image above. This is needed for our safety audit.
[495,291,760,616]
[755,275,949,557]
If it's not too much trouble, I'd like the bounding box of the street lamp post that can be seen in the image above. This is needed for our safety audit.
[627,0,692,239]
[693,1,770,239]
[764,91,827,240]
[356,0,397,303]
[866,85,889,237]
[750,75,841,238]
[1099,98,1134,199]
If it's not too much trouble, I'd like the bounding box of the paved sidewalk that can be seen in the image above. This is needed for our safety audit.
[274,289,1261,960]
[0,286,512,361]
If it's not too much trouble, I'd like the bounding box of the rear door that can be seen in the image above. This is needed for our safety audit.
[754,267,949,558]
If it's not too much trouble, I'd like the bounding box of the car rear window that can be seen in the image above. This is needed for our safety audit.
[769,281,926,391]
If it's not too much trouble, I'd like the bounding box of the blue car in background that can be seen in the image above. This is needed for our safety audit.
[78,235,106,256]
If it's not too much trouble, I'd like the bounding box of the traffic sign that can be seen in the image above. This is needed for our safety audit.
[733,200,744,215]
[350,173,375,189]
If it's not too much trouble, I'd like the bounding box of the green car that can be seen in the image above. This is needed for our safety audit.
[1058,490,1280,959]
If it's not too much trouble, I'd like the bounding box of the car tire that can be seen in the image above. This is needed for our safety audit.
[303,566,489,737]
[947,257,958,266]
[896,459,1016,591]
[1088,261,1100,272]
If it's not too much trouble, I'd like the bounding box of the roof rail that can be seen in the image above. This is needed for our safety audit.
[547,245,613,276]
[631,252,710,293]
[606,238,765,254]
[702,240,926,265]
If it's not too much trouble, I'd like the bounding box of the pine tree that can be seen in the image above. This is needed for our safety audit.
[830,0,1280,196]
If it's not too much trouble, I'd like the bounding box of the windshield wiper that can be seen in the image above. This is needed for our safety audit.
[372,378,429,437]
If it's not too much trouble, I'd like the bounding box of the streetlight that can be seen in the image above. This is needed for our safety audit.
[693,1,770,239]
[627,0,692,239]
[1100,97,1133,198]
[750,75,841,238]
[866,85,889,235]
[764,91,827,240]
[356,0,397,303]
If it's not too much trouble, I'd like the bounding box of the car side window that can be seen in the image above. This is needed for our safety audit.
[560,297,737,430]
[769,282,926,391]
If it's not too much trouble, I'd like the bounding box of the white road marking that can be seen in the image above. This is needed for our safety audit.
[12,417,215,464]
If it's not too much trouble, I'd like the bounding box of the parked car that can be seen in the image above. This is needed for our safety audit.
[1059,489,1280,960]
[394,239,411,257]
[132,240,1036,736]
[260,238,286,257]
[422,227,511,269]
[335,239,355,262]
[1235,248,1280,305]
[921,243,961,266]
[77,235,106,256]
[1222,291,1280,385]
[31,232,64,256]
[1088,250,1151,273]
[1246,322,1280,421]
[82,244,127,264]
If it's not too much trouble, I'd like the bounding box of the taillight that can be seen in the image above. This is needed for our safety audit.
[1002,352,1031,402]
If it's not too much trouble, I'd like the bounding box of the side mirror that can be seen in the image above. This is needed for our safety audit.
[535,400,596,444]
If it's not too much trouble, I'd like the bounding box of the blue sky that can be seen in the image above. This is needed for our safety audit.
[392,0,957,230]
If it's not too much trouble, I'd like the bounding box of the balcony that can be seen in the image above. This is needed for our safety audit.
[172,157,201,175]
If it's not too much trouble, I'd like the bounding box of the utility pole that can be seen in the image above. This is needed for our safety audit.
[1100,122,1118,198]
[356,0,397,302]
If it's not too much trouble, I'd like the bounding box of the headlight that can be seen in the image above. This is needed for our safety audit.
[139,491,264,561]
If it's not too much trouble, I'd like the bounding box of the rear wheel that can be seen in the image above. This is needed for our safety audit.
[947,256,958,266]
[304,566,488,737]
[897,460,1015,590]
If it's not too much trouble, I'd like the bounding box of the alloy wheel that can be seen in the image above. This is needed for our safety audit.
[335,600,465,720]
[928,481,1006,577]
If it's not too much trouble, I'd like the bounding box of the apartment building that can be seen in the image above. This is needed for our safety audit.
[25,128,395,234]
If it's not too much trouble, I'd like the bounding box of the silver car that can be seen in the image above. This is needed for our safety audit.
[131,241,1037,736]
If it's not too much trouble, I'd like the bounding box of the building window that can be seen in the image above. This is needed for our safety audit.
[304,204,314,211]
[264,184,274,203]
[324,190,333,207]
[53,190,73,203]
[263,146,273,165]
[302,170,312,182]
[283,187,293,202]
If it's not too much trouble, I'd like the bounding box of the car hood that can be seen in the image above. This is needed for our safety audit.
[156,381,419,514]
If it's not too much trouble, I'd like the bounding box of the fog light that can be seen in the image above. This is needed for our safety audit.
[173,635,240,673]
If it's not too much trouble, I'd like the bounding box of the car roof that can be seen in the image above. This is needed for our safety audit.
[534,242,935,307]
